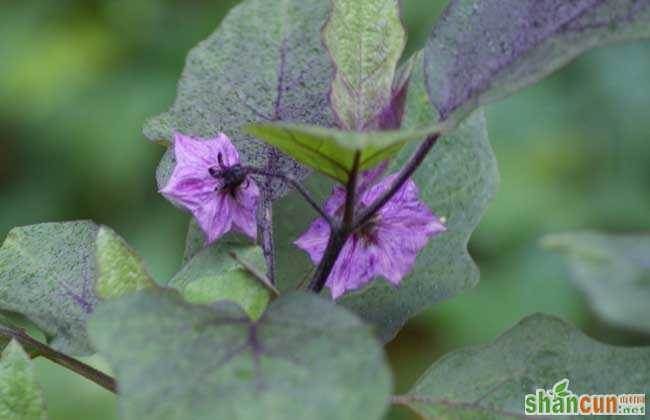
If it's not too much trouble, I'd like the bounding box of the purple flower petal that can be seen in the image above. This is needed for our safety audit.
[326,237,379,299]
[160,132,259,245]
[230,181,261,240]
[294,218,331,264]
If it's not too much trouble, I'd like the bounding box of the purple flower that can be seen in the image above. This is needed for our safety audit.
[295,174,446,299]
[160,132,260,245]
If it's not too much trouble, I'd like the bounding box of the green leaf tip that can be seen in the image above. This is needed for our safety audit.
[0,340,47,420]
[95,226,156,300]
[170,241,271,320]
[323,0,407,130]
[543,230,650,334]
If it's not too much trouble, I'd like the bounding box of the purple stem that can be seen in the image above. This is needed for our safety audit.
[258,194,277,285]
[353,133,440,230]
[244,167,334,226]
[0,324,117,393]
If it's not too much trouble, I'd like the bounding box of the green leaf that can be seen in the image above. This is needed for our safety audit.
[425,0,650,122]
[244,123,440,183]
[183,219,206,263]
[169,240,271,320]
[89,290,392,420]
[0,221,155,355]
[0,221,100,355]
[323,0,406,130]
[145,0,334,199]
[395,314,650,419]
[0,340,46,420]
[340,52,499,341]
[96,226,156,300]
[542,231,650,334]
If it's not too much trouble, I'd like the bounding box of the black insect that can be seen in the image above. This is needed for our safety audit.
[209,152,249,195]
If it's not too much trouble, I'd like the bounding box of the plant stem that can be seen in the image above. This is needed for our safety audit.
[0,325,117,394]
[244,167,334,226]
[353,133,440,230]
[306,152,360,293]
[306,229,348,293]
[343,152,361,227]
[258,194,276,285]
[229,251,280,296]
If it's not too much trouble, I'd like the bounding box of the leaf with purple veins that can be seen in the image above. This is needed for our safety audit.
[145,0,334,200]
[425,0,650,122]
[323,0,407,131]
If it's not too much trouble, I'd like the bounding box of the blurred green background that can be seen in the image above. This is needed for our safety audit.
[1,1,649,419]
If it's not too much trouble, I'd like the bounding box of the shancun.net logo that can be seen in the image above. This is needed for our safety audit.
[524,379,646,416]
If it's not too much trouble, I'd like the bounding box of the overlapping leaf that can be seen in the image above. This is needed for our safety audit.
[89,290,392,420]
[425,0,650,122]
[169,240,271,320]
[323,0,406,130]
[145,0,334,199]
[543,231,650,334]
[0,222,101,355]
[244,123,440,183]
[395,314,650,418]
[0,221,153,355]
[0,340,46,420]
[340,53,499,341]
[96,226,156,299]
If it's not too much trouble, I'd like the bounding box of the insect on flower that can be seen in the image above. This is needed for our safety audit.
[160,132,260,245]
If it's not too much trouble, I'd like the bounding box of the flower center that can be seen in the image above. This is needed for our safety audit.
[209,155,247,196]
[355,215,380,246]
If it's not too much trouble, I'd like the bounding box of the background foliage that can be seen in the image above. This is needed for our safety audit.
[0,1,648,419]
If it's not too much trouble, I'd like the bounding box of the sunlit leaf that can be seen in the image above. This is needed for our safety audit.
[395,314,650,418]
[425,0,650,122]
[89,290,392,420]
[543,231,650,334]
[96,226,156,300]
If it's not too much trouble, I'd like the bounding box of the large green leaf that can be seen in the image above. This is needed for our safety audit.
[395,314,650,419]
[169,240,271,320]
[0,221,101,355]
[0,221,153,355]
[323,0,406,130]
[425,0,650,122]
[145,0,334,199]
[244,123,440,183]
[543,231,650,334]
[0,340,46,420]
[89,290,392,420]
[95,226,156,299]
[340,53,499,341]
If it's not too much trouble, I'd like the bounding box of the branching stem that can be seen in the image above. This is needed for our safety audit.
[0,325,117,394]
[306,133,441,293]
[353,133,440,230]
[243,167,334,226]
